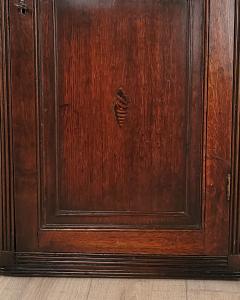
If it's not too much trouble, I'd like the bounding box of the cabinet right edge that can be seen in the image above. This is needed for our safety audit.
[230,0,240,269]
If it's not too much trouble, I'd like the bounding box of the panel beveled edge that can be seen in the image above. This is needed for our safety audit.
[36,0,207,228]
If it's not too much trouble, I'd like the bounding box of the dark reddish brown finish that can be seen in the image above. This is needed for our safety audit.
[10,0,233,253]
[8,0,38,251]
[38,0,204,228]
[1,0,240,278]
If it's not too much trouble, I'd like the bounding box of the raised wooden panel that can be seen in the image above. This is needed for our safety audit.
[37,0,206,229]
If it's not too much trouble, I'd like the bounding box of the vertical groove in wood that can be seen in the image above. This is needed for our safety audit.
[0,0,15,254]
[231,0,240,256]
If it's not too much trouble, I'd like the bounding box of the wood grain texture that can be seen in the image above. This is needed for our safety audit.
[1,0,239,278]
[38,0,204,228]
[9,0,38,250]
[204,0,234,254]
[37,0,233,255]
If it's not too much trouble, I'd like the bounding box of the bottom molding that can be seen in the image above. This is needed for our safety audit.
[0,252,240,279]
[229,255,240,270]
[0,251,15,268]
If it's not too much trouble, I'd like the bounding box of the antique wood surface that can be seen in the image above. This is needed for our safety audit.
[11,0,232,255]
[0,0,240,278]
[38,0,204,229]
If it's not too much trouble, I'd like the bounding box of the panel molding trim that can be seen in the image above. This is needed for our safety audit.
[37,0,207,229]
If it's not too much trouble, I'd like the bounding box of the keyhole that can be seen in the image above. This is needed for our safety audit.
[20,7,27,15]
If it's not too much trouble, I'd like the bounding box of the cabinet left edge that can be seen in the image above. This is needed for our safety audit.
[0,0,15,271]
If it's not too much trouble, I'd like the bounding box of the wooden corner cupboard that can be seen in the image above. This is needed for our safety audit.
[1,0,240,279]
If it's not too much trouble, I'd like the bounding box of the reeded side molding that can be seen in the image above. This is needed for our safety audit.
[0,0,15,263]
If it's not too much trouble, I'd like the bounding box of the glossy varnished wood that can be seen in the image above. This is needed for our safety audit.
[9,0,38,250]
[1,0,240,278]
[10,0,234,254]
[38,0,204,228]
[39,0,232,255]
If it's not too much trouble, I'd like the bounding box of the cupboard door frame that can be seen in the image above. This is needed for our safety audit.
[1,0,240,278]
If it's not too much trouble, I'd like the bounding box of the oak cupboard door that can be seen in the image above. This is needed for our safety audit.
[8,0,234,257]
